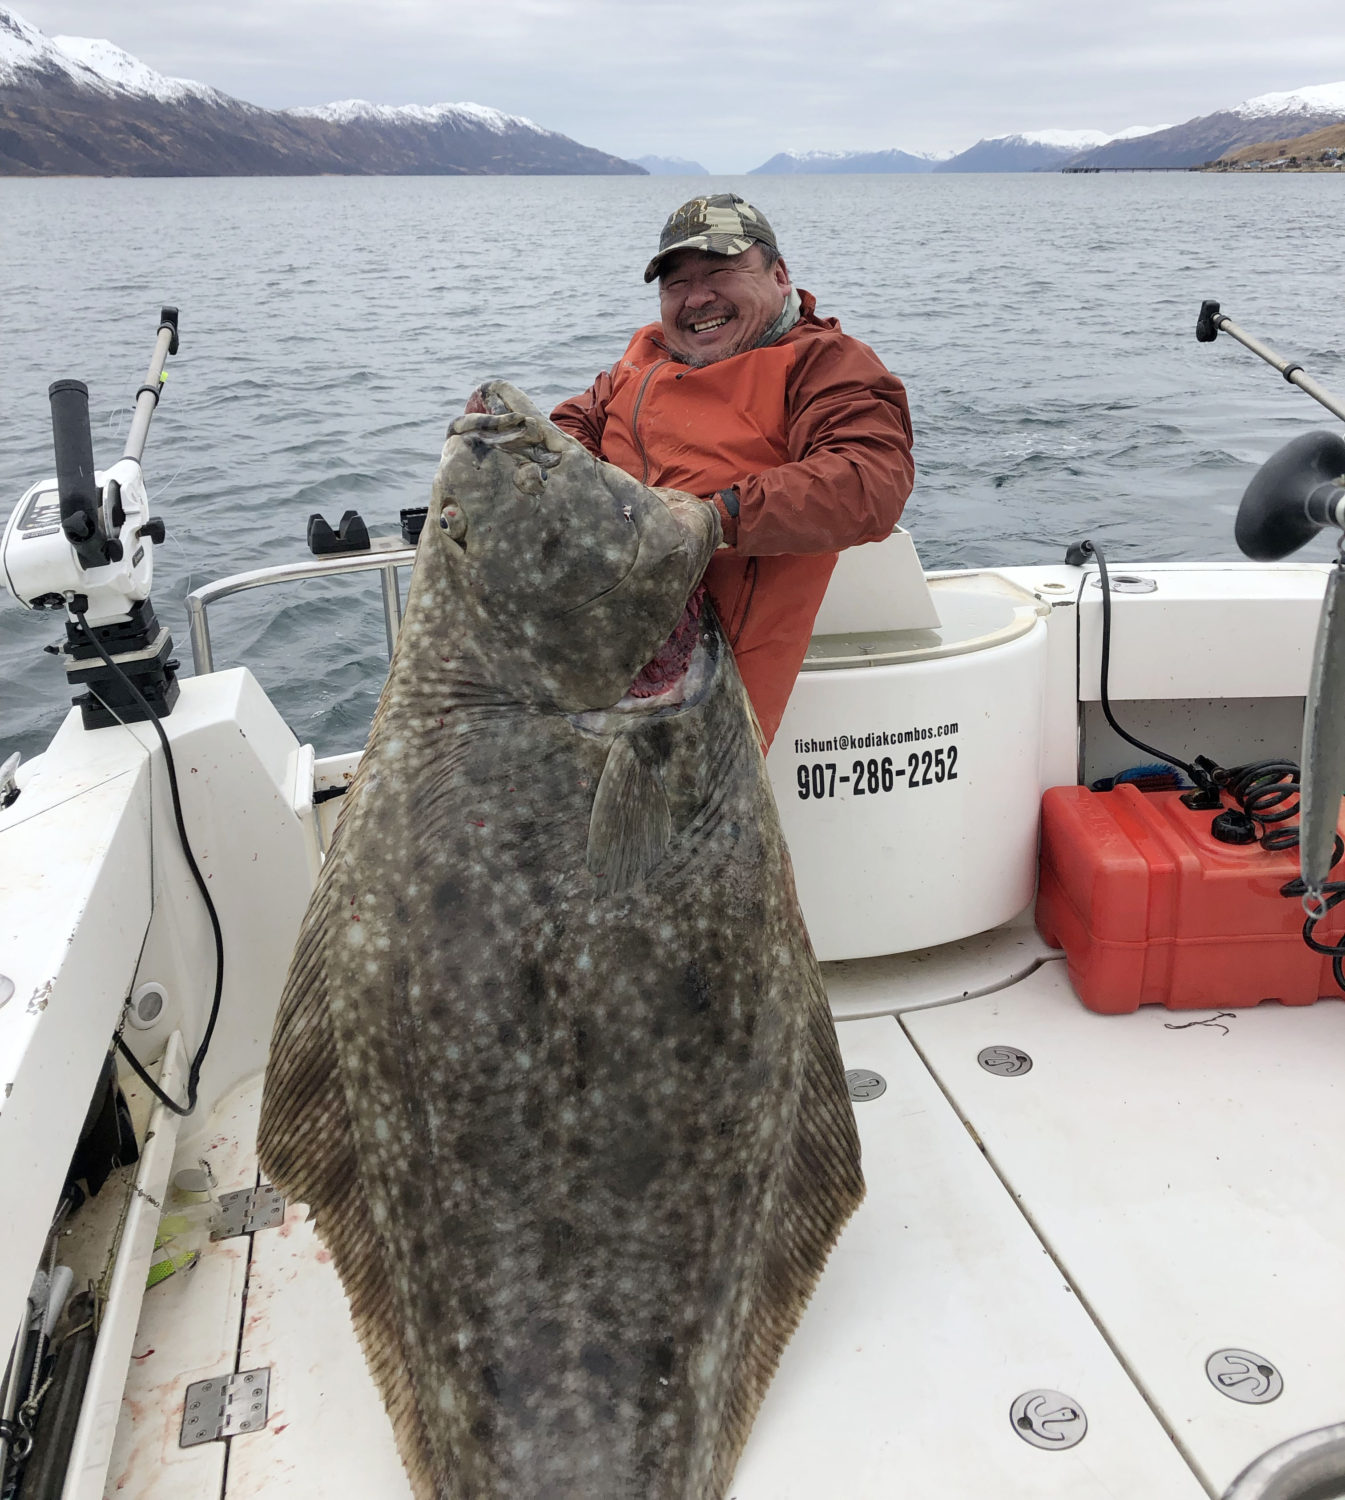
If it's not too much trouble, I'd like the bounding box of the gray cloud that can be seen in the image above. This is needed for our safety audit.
[16,0,1345,169]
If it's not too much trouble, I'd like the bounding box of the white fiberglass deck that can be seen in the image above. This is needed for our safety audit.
[107,952,1345,1499]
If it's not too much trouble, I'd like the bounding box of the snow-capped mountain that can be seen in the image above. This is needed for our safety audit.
[277,94,637,176]
[49,33,233,107]
[289,99,548,135]
[750,147,939,175]
[746,82,1345,177]
[0,8,227,104]
[1234,82,1345,119]
[749,130,1166,175]
[1063,84,1345,168]
[935,124,1170,172]
[0,6,641,176]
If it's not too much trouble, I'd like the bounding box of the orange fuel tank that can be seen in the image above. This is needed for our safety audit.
[1035,783,1345,1013]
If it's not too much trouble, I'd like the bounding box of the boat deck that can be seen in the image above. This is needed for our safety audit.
[104,936,1345,1498]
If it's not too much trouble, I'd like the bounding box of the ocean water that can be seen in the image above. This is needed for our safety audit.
[1,171,1342,762]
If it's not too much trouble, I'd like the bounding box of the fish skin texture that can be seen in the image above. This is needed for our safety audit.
[258,382,864,1499]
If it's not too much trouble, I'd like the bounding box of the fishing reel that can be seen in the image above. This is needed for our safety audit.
[1,310,180,728]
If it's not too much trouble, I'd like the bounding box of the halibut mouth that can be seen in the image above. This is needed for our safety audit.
[627,584,707,701]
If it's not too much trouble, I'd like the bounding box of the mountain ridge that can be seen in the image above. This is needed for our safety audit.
[1061,83,1345,167]
[633,154,709,175]
[749,82,1345,174]
[0,5,642,176]
[751,147,940,175]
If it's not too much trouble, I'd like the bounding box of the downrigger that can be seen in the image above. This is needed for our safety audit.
[1,308,180,729]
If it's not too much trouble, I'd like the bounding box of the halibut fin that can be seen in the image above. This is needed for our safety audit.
[257,910,442,1500]
[586,734,673,895]
[711,970,866,1492]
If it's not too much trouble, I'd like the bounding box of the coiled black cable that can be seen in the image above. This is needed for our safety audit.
[1222,760,1303,851]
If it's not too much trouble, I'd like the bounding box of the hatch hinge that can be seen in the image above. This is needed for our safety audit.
[210,1184,286,1241]
[179,1367,271,1447]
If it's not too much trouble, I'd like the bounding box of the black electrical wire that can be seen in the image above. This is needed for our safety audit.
[73,609,223,1117]
[1076,540,1214,791]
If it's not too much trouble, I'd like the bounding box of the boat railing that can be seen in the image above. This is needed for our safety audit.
[184,542,416,674]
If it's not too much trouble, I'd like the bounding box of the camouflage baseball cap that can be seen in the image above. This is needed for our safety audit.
[643,193,778,283]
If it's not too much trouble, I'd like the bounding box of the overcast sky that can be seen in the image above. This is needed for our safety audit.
[16,0,1345,170]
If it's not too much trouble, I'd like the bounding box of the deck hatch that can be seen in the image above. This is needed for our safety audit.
[211,1184,286,1240]
[179,1367,271,1446]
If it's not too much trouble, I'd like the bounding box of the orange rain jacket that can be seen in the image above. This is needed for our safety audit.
[551,290,915,747]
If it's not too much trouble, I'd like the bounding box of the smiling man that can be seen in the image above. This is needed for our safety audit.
[552,193,914,748]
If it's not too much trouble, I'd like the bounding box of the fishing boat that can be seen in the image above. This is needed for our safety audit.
[2,304,1344,1500]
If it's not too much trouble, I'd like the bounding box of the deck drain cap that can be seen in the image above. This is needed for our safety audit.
[1010,1390,1087,1450]
[845,1069,886,1102]
[978,1046,1033,1077]
[1207,1349,1283,1403]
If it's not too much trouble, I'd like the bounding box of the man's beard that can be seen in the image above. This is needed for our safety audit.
[672,307,743,368]
[678,332,752,369]
[670,288,800,367]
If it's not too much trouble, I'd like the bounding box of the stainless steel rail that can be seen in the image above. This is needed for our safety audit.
[184,545,416,675]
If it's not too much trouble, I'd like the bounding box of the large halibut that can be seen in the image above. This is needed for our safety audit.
[257,382,864,1499]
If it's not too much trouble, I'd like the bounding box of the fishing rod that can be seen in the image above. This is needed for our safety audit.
[1198,300,1345,915]
[1197,300,1345,423]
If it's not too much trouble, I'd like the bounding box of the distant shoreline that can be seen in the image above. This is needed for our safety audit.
[1201,163,1344,172]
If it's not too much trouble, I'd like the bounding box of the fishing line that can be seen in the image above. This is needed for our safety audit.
[147,455,187,504]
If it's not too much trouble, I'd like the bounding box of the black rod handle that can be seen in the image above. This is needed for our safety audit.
[49,379,105,567]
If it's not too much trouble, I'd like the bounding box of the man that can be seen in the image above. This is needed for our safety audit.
[552,193,915,749]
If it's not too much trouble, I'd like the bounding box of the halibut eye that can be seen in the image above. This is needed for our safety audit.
[439,504,468,543]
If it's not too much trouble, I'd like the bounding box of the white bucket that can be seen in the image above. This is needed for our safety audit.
[767,575,1048,961]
